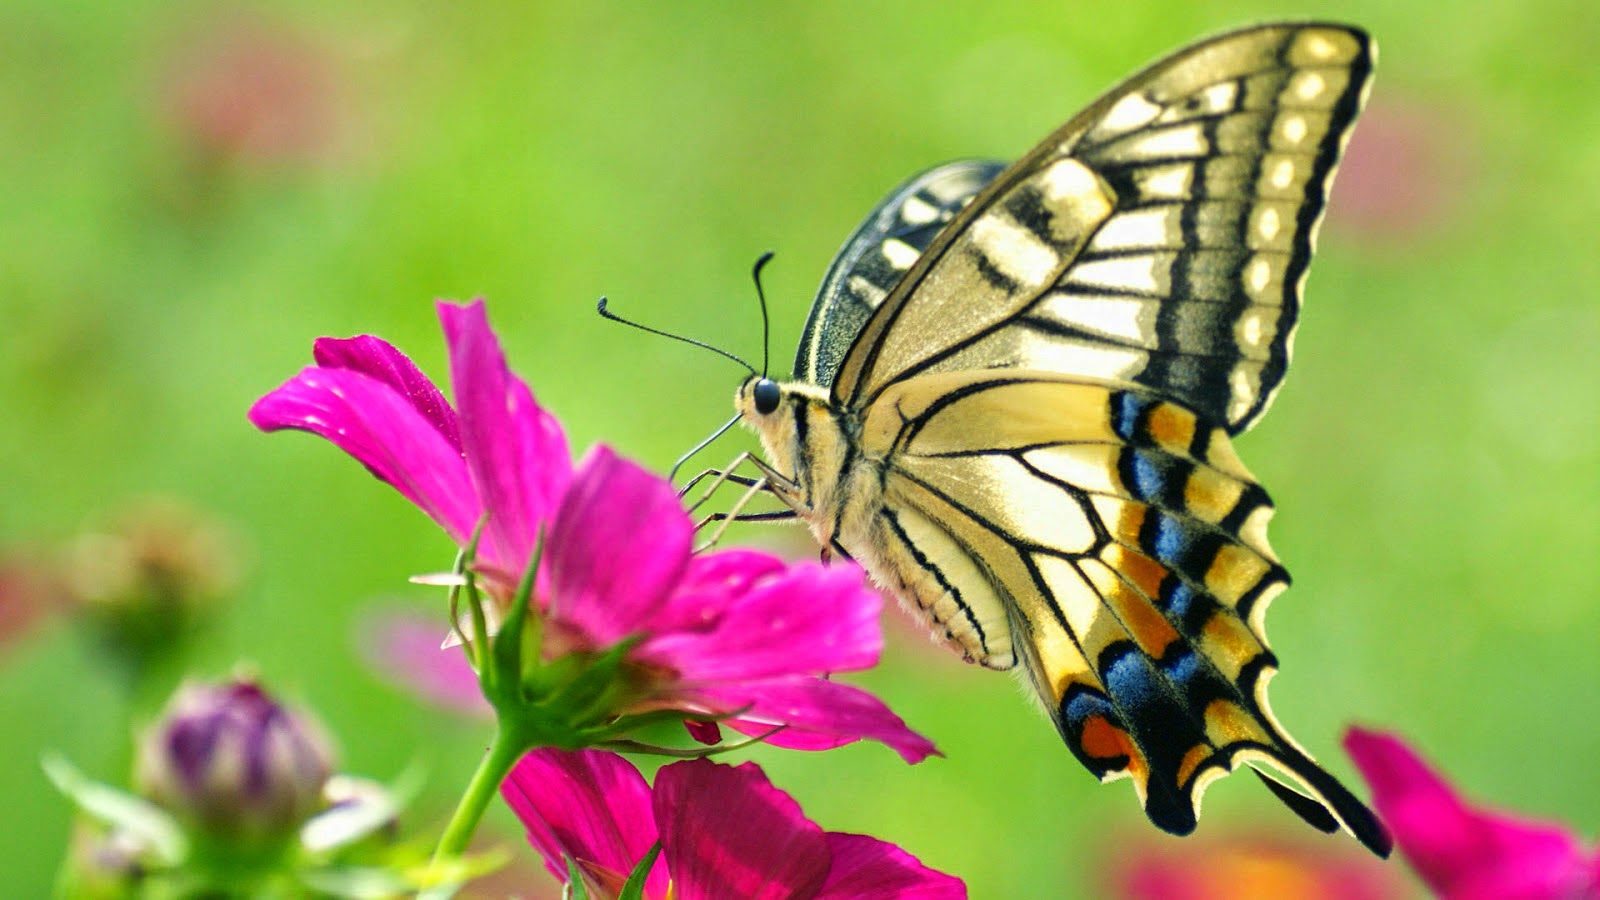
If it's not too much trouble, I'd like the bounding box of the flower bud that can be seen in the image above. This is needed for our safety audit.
[136,677,333,845]
[66,499,242,674]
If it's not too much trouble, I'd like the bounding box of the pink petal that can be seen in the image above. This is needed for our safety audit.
[817,832,966,899]
[645,549,788,635]
[654,759,829,900]
[683,720,722,746]
[312,335,462,452]
[700,679,939,764]
[644,560,882,681]
[501,749,665,896]
[361,612,489,716]
[1345,728,1593,899]
[248,366,480,542]
[439,300,571,577]
[546,448,691,644]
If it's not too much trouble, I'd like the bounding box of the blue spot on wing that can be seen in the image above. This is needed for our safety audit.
[1099,646,1203,834]
[1125,450,1165,501]
[1148,511,1188,566]
[1110,391,1150,442]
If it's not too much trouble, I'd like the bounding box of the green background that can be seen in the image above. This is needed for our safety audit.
[3,1,1596,896]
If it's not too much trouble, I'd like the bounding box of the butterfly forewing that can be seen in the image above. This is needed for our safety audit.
[796,160,1004,387]
[832,23,1373,435]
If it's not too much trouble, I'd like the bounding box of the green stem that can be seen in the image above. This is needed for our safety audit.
[432,721,530,864]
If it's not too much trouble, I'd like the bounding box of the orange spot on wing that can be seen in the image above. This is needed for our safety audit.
[1104,543,1168,599]
[1092,547,1181,658]
[1176,744,1212,787]
[1080,715,1128,761]
[1146,402,1197,452]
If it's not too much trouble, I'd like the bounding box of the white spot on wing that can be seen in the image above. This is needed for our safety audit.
[1137,164,1194,200]
[1021,335,1147,381]
[1036,291,1154,345]
[1301,34,1338,61]
[846,274,887,307]
[1088,206,1177,253]
[969,214,1060,288]
[1066,255,1168,296]
[1245,256,1274,297]
[882,238,920,270]
[1269,158,1297,190]
[1036,157,1102,204]
[1280,115,1308,145]
[1292,71,1326,102]
[900,196,939,225]
[1257,207,1281,242]
[1121,122,1209,160]
[1098,92,1163,136]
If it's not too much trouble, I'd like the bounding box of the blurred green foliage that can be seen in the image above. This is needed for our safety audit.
[3,1,1597,896]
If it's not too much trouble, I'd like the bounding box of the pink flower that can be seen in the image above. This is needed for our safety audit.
[250,300,934,762]
[362,611,491,716]
[1344,727,1600,900]
[501,748,965,899]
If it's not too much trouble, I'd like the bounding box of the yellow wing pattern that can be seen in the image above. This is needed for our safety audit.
[834,24,1373,435]
[861,371,1385,848]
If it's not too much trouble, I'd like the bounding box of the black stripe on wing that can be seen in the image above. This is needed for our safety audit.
[796,160,1004,387]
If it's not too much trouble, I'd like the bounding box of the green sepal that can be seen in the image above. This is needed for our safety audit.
[546,634,643,730]
[563,856,591,900]
[449,520,492,679]
[489,531,544,706]
[43,753,187,866]
[617,841,662,900]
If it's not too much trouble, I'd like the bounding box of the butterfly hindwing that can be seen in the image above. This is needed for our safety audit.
[861,370,1385,847]
[797,160,1005,388]
[831,23,1373,435]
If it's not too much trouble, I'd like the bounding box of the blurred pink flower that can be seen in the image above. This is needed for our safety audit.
[1327,98,1473,244]
[252,301,935,762]
[362,611,490,716]
[1107,833,1401,900]
[502,748,965,899]
[1345,727,1600,900]
[0,552,64,652]
[160,15,339,165]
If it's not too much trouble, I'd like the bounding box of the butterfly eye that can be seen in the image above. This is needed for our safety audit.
[752,378,782,414]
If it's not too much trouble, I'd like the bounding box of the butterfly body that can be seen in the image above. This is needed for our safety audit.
[732,22,1388,855]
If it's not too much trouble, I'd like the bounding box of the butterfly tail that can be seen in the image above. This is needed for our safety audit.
[1248,742,1393,857]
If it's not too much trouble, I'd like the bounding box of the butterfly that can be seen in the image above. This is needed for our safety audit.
[723,22,1387,854]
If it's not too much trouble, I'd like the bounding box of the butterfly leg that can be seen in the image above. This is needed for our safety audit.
[685,453,806,551]
[679,452,801,514]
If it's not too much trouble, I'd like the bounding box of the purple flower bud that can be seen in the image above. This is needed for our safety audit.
[136,678,334,844]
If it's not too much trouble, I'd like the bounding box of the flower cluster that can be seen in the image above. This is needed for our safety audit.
[248,300,956,894]
[503,749,964,899]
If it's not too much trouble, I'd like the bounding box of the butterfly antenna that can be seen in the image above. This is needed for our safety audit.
[750,251,775,377]
[597,297,755,374]
[669,411,742,482]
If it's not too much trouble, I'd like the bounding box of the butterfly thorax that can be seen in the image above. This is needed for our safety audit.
[736,375,1013,668]
[735,377,872,551]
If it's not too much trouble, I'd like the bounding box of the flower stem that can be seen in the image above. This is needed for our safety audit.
[432,721,529,865]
